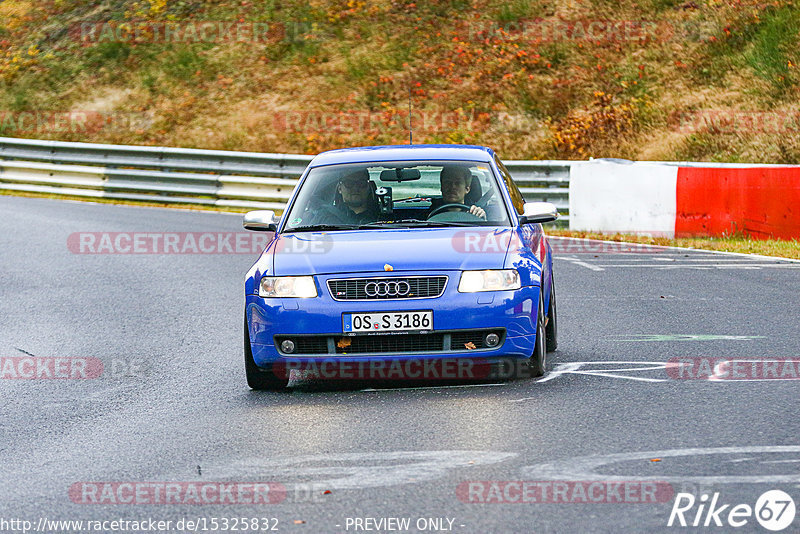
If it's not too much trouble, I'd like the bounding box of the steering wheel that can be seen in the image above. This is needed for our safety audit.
[428,203,473,218]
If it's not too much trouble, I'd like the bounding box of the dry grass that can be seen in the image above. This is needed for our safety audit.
[0,0,798,163]
[0,189,250,213]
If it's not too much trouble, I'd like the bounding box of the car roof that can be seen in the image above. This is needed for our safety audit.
[309,144,496,167]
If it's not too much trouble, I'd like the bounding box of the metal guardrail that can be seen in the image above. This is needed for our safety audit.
[0,137,572,219]
[507,160,571,218]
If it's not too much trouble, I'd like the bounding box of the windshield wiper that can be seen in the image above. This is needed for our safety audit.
[359,219,475,228]
[285,224,359,232]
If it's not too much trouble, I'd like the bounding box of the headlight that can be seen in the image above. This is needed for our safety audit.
[259,276,317,298]
[458,270,521,293]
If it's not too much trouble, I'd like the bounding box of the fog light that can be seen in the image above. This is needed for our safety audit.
[485,333,500,347]
[280,340,296,354]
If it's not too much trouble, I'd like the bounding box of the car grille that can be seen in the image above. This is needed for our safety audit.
[327,276,447,301]
[335,333,444,354]
[274,329,505,355]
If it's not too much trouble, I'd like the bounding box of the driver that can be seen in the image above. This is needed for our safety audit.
[427,166,486,219]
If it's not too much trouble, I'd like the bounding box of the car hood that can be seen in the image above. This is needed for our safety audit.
[270,227,513,275]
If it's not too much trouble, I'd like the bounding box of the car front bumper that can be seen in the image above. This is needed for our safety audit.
[246,271,541,369]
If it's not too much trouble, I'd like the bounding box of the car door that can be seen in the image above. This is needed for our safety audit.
[494,153,549,287]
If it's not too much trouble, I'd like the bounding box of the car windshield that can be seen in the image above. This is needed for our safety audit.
[283,160,511,231]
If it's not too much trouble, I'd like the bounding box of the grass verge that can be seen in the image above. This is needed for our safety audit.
[2,0,800,162]
[0,189,250,213]
[548,229,800,260]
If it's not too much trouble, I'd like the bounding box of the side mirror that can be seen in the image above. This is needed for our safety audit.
[243,210,278,232]
[519,202,558,225]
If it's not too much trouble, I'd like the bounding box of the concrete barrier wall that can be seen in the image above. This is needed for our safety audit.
[570,160,800,240]
[676,167,800,240]
[569,161,678,237]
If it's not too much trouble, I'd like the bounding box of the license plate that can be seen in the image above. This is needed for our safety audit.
[343,311,433,333]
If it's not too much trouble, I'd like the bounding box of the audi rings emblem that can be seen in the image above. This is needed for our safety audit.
[365,280,411,297]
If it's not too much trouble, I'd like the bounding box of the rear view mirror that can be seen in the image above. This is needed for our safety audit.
[379,168,421,182]
[243,210,278,232]
[519,202,558,224]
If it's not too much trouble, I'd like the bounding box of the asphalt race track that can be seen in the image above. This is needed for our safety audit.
[1,194,799,533]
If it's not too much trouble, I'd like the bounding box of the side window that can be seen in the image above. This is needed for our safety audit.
[495,155,525,215]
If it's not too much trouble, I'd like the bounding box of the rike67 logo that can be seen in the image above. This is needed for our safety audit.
[668,490,796,531]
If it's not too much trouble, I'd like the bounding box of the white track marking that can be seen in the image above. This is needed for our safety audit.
[556,256,605,271]
[615,334,765,342]
[549,236,800,263]
[521,446,800,484]
[508,362,669,400]
[590,263,800,269]
[197,451,517,490]
[536,361,668,384]
[593,257,759,262]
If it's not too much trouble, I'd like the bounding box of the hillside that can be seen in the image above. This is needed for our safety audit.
[1,0,799,162]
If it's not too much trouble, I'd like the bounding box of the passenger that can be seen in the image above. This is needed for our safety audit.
[316,169,379,225]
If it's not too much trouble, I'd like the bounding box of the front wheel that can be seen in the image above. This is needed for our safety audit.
[244,316,289,391]
[528,291,547,377]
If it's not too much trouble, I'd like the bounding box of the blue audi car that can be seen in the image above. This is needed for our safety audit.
[243,145,558,390]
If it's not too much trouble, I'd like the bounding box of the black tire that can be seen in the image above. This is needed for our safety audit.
[244,316,289,391]
[528,290,547,377]
[545,272,558,353]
